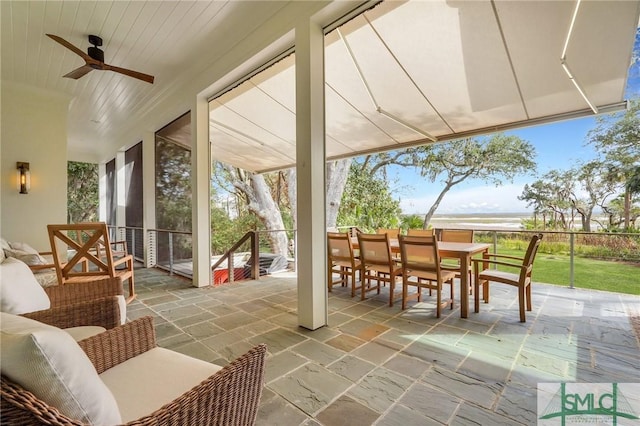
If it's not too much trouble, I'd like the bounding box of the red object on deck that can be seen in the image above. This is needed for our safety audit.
[213,268,246,285]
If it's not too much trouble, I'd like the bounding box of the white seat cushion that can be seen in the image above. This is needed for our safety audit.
[116,294,127,325]
[0,257,50,314]
[0,313,121,425]
[100,347,222,422]
[65,326,106,341]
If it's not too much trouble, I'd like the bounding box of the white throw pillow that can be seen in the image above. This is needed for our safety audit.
[0,257,50,314]
[5,242,48,266]
[0,313,122,425]
[0,237,11,251]
[0,237,10,263]
[9,241,38,253]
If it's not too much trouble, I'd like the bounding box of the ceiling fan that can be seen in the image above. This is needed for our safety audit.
[46,34,154,84]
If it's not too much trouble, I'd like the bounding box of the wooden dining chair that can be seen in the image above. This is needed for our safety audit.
[472,233,543,322]
[398,235,455,317]
[407,228,435,237]
[376,228,401,239]
[327,232,361,297]
[48,222,136,304]
[357,233,402,306]
[439,229,475,293]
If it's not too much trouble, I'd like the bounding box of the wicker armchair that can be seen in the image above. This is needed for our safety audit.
[1,316,267,425]
[23,277,124,330]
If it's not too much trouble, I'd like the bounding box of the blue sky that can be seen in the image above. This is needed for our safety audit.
[395,31,639,216]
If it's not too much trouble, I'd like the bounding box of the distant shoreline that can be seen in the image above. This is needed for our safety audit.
[429,212,530,219]
[422,212,610,231]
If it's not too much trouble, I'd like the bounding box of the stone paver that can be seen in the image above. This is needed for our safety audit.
[398,382,461,423]
[270,363,352,416]
[327,355,376,382]
[316,396,380,426]
[348,367,413,413]
[129,267,640,425]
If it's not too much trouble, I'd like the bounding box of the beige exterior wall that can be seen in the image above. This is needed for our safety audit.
[1,82,70,251]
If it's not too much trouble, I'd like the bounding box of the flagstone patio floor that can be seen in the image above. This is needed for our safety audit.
[127,267,640,425]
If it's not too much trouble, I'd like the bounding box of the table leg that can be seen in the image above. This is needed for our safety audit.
[460,253,470,318]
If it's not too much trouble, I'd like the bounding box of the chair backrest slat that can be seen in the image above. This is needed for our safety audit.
[48,222,117,282]
[440,229,474,243]
[327,232,355,264]
[376,228,400,239]
[398,235,439,274]
[357,233,393,266]
[407,228,435,237]
[521,233,543,280]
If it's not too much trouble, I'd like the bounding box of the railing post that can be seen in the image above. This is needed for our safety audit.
[569,232,575,289]
[168,232,174,276]
[492,231,498,269]
[228,244,234,284]
[251,231,260,280]
[131,229,136,259]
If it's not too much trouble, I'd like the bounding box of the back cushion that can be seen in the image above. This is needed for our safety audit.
[5,241,48,266]
[0,257,50,314]
[0,313,122,425]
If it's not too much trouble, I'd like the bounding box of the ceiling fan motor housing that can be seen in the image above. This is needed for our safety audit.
[88,46,104,63]
[87,35,104,65]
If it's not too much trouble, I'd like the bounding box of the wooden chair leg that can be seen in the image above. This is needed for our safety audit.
[526,283,532,311]
[449,278,454,309]
[474,276,481,313]
[389,280,395,307]
[435,281,441,318]
[518,286,526,322]
[402,280,407,310]
[126,277,136,304]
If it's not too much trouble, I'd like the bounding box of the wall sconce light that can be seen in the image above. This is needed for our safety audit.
[17,162,31,194]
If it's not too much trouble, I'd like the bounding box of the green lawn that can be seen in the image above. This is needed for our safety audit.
[489,247,640,295]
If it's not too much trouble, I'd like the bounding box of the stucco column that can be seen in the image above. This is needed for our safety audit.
[98,163,107,223]
[115,151,126,242]
[295,18,328,330]
[142,131,156,268]
[191,96,212,287]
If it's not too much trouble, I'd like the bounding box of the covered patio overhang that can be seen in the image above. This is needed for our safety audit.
[194,0,640,331]
[209,0,639,173]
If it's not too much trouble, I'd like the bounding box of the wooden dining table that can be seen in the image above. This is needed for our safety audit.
[352,237,490,318]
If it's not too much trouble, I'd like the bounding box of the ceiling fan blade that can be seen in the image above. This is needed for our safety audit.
[63,65,94,79]
[46,34,91,61]
[105,64,154,84]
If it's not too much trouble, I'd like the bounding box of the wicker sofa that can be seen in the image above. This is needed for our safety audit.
[0,255,125,329]
[1,315,267,425]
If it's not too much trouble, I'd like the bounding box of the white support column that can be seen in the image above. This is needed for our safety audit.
[115,151,126,240]
[295,19,328,330]
[142,131,156,268]
[98,163,107,222]
[191,96,211,287]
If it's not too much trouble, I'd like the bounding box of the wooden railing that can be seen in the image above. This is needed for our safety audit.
[211,231,260,284]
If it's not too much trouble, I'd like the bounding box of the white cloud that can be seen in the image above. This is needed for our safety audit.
[399,183,531,215]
